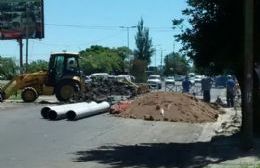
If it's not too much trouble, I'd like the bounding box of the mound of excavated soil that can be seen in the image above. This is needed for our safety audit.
[115,92,220,123]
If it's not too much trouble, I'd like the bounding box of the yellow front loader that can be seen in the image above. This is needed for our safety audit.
[0,52,84,102]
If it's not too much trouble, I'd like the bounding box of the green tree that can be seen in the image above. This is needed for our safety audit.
[174,0,260,146]
[164,52,190,76]
[26,60,48,73]
[173,0,244,79]
[134,18,155,64]
[79,45,128,75]
[0,56,17,80]
[133,18,155,82]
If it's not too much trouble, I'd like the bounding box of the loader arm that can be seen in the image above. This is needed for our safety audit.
[0,77,19,100]
[0,71,48,101]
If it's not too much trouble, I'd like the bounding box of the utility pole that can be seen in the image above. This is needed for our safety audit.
[155,50,156,67]
[119,25,137,50]
[160,48,165,75]
[161,49,163,69]
[154,44,161,68]
[119,26,137,74]
[25,4,29,72]
[160,49,165,75]
[18,39,23,74]
[242,0,254,149]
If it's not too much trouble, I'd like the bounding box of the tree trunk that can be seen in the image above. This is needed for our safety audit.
[131,59,147,83]
[253,88,260,133]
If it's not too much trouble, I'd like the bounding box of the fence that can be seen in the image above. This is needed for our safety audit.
[164,84,202,96]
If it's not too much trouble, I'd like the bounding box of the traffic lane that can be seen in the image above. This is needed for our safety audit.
[0,103,205,168]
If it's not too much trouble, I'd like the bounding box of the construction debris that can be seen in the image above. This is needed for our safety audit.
[110,100,133,114]
[111,92,220,123]
[83,78,149,102]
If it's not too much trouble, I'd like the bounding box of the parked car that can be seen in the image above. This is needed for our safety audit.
[165,76,175,85]
[147,75,162,89]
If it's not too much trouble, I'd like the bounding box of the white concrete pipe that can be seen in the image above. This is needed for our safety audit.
[41,102,88,119]
[66,101,110,121]
[41,102,95,119]
[48,102,97,120]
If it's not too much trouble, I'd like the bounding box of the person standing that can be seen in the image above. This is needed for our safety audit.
[201,76,213,102]
[226,75,236,107]
[182,76,192,93]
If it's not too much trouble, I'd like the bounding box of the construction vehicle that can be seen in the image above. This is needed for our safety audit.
[0,52,84,102]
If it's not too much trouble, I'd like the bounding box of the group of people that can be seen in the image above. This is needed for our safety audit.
[182,75,238,107]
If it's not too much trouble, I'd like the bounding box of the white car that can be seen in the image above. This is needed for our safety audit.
[147,75,162,89]
[165,76,175,85]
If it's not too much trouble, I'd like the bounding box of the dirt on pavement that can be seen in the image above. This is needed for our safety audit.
[112,92,220,123]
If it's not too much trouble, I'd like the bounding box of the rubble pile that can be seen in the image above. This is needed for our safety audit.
[84,79,139,102]
[112,92,220,123]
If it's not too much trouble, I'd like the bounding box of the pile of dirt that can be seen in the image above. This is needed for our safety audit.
[113,92,220,123]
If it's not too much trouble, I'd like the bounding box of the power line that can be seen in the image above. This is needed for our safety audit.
[45,23,173,31]
[34,31,122,47]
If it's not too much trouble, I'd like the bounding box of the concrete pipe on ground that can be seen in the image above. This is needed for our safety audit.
[48,102,97,120]
[67,102,110,121]
[40,102,96,119]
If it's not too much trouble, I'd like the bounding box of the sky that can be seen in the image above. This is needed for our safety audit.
[0,0,188,66]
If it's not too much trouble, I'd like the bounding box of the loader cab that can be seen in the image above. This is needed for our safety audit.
[47,52,80,85]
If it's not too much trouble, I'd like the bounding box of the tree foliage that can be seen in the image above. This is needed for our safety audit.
[26,60,48,73]
[174,0,244,78]
[134,18,155,65]
[79,45,130,75]
[175,0,260,133]
[164,52,190,76]
[0,56,17,80]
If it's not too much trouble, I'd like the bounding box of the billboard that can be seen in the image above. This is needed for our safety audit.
[0,0,44,40]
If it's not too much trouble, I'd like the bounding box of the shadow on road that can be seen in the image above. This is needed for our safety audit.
[72,133,260,168]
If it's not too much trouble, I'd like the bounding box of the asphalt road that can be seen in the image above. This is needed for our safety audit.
[0,102,209,168]
[0,82,231,168]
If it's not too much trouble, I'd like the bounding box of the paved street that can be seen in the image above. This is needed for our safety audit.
[0,87,256,168]
[0,102,209,168]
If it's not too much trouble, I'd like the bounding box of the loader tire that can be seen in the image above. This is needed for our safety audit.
[55,81,77,102]
[21,87,38,102]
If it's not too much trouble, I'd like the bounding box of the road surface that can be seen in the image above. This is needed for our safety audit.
[0,86,243,168]
[0,101,217,168]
